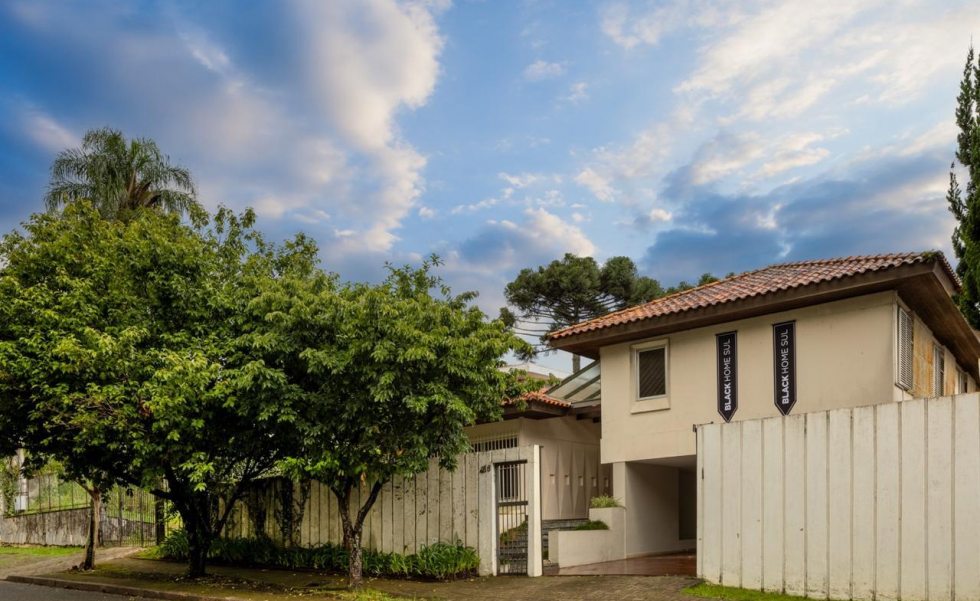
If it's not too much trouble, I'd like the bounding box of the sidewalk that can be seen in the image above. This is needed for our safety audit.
[0,546,139,580]
[17,556,700,601]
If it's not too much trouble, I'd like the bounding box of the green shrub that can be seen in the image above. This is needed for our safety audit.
[589,495,621,508]
[157,531,479,580]
[574,520,609,531]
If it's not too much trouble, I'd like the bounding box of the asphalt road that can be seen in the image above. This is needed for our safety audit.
[0,581,146,600]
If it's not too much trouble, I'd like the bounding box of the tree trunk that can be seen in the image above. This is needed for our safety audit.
[572,353,581,373]
[184,520,212,578]
[343,521,363,589]
[80,487,101,570]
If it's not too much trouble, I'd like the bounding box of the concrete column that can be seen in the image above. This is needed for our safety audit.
[526,445,543,577]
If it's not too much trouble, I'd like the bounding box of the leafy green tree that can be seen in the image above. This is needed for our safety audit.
[44,127,203,222]
[948,46,980,328]
[253,258,527,587]
[0,202,306,576]
[502,254,662,371]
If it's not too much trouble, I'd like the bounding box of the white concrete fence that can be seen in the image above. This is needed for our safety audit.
[226,444,542,576]
[697,392,980,601]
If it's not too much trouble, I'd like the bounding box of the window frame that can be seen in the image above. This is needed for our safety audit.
[631,338,670,413]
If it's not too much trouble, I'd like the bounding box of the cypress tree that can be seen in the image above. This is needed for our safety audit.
[948,46,980,328]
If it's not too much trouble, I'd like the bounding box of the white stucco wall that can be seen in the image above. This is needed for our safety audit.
[599,292,900,464]
[466,415,607,521]
[612,461,695,557]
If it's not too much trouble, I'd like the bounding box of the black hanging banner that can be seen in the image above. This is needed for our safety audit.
[716,331,738,422]
[773,321,797,415]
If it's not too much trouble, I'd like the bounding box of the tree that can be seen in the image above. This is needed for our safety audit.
[253,258,527,587]
[0,202,306,576]
[948,45,980,328]
[502,254,662,371]
[44,127,203,222]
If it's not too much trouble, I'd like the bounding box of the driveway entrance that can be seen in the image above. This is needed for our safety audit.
[546,552,696,577]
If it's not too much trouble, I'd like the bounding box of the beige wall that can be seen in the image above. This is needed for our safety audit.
[466,416,607,521]
[613,461,694,557]
[600,292,900,464]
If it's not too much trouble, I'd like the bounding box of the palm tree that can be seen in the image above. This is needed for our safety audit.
[44,127,202,220]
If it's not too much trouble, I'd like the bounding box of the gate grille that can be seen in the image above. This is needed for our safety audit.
[495,460,528,575]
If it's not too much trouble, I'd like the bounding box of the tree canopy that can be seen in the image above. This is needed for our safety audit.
[250,257,528,586]
[0,202,309,576]
[44,127,203,222]
[948,46,980,328]
[501,254,662,371]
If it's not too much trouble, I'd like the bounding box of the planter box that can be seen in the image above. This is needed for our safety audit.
[549,506,625,568]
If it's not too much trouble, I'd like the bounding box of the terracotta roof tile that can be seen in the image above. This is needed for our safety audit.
[550,252,956,341]
[503,387,571,409]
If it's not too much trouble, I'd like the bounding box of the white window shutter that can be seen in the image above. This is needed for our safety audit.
[897,308,913,390]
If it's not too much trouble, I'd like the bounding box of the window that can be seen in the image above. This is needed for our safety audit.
[470,434,518,453]
[957,369,968,394]
[933,344,945,397]
[636,345,667,399]
[897,307,913,390]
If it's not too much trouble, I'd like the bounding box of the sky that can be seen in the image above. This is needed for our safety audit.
[1,0,978,371]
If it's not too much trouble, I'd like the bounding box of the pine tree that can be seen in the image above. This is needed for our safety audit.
[948,46,980,328]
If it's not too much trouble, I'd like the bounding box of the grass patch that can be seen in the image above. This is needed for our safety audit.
[573,520,609,531]
[685,582,813,601]
[0,545,81,557]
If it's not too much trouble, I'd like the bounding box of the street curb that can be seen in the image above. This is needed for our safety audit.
[5,574,244,601]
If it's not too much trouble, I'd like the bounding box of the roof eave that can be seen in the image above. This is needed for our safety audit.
[549,261,980,381]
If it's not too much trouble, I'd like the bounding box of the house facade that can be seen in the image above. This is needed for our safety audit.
[547,252,980,563]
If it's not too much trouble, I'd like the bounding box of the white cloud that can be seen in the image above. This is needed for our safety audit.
[600,1,744,50]
[564,81,589,104]
[648,208,672,223]
[574,167,616,202]
[297,0,446,252]
[523,59,565,81]
[20,108,77,153]
[418,205,435,219]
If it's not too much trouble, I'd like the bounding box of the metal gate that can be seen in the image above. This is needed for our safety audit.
[495,460,528,575]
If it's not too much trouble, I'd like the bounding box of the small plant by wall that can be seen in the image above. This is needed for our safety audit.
[589,495,621,508]
[573,520,609,531]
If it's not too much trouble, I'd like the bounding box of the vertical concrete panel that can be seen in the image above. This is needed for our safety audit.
[722,422,742,587]
[403,472,417,554]
[927,397,953,601]
[876,402,901,601]
[805,412,829,598]
[741,419,764,590]
[828,408,853,600]
[700,424,723,583]
[452,462,466,544]
[527,445,543,577]
[954,396,980,601]
[465,453,479,551]
[478,451,495,575]
[697,427,705,578]
[851,406,876,601]
[391,476,405,554]
[416,470,429,549]
[901,400,927,601]
[784,414,807,596]
[380,480,393,553]
[762,417,785,592]
[427,458,440,545]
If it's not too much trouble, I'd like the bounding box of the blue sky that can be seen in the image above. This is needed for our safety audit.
[1,0,977,369]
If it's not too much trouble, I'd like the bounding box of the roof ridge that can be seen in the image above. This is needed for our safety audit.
[549,250,954,342]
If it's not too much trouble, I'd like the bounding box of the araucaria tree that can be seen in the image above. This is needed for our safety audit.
[254,258,527,588]
[502,254,662,371]
[0,202,308,576]
[948,45,980,328]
